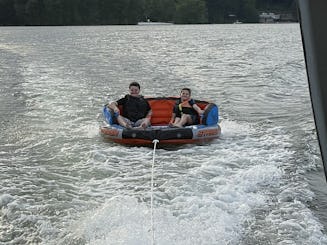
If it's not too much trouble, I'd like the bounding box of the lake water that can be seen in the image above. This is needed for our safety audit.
[1,24,327,244]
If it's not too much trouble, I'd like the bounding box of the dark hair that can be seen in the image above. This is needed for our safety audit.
[181,88,191,95]
[129,82,140,89]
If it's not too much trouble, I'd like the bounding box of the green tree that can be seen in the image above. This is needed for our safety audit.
[14,0,28,25]
[0,0,297,26]
[174,0,207,24]
[62,0,82,25]
[145,0,175,22]
[77,0,100,25]
[98,0,143,24]
[98,0,125,24]
[126,0,144,24]
[43,0,64,25]
[239,0,258,22]
[25,0,43,25]
[206,0,225,23]
[0,0,16,25]
[224,0,241,22]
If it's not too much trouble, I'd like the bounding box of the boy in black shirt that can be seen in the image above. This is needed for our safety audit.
[109,82,152,129]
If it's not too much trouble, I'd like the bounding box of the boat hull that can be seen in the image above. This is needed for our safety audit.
[100,124,221,145]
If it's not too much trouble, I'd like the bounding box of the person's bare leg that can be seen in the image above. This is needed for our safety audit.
[173,115,192,127]
[117,116,132,128]
[169,117,181,127]
[133,119,150,130]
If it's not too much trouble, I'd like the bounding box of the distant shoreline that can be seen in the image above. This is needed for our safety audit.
[137,22,173,26]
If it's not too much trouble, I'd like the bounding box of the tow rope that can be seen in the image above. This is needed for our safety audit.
[150,139,159,245]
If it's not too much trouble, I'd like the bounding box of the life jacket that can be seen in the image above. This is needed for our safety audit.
[175,99,197,116]
[122,95,150,122]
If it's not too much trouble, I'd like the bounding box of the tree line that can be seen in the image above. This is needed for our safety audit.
[0,0,297,26]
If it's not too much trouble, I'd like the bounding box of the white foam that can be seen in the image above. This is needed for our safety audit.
[0,193,14,208]
[63,196,245,245]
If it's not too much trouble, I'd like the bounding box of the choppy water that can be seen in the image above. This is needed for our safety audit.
[1,24,327,244]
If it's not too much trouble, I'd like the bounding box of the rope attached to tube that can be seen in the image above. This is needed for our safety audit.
[150,139,159,245]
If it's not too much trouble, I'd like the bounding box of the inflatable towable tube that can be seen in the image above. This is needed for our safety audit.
[100,97,221,145]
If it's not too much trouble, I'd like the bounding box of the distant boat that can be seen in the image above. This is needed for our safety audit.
[233,20,243,24]
[138,18,173,25]
[137,21,173,25]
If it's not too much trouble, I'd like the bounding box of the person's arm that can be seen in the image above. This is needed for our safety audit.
[169,102,179,124]
[140,100,152,128]
[189,99,204,115]
[146,109,152,120]
[108,101,120,114]
[193,104,204,115]
[169,112,176,124]
[140,109,152,128]
[108,96,126,114]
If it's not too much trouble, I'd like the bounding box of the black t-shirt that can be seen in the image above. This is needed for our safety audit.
[117,95,151,122]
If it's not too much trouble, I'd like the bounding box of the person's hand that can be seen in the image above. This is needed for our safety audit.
[141,118,150,128]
